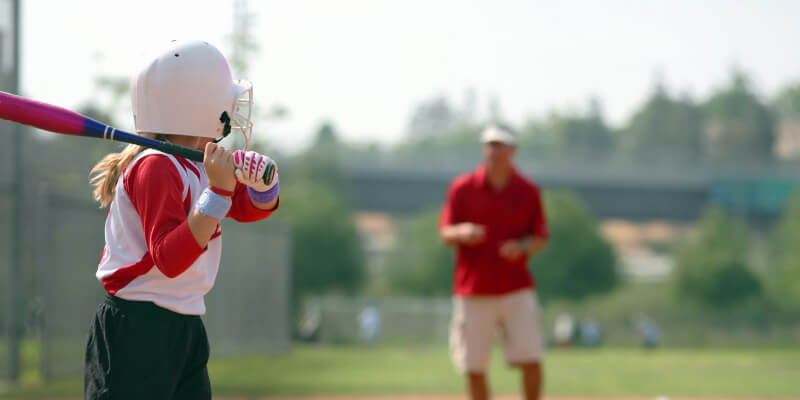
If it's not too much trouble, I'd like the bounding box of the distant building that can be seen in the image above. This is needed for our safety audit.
[775,120,800,160]
[354,212,396,288]
[600,220,687,282]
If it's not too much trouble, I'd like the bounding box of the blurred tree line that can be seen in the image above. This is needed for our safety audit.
[674,208,762,309]
[671,195,800,317]
[388,69,800,169]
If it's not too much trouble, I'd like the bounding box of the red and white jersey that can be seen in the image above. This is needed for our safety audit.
[96,149,275,315]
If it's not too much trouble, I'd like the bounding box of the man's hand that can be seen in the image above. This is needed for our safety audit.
[440,222,486,246]
[499,239,526,261]
[499,236,548,262]
[458,223,486,245]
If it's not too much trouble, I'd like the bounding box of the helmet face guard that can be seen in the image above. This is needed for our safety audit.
[216,80,254,150]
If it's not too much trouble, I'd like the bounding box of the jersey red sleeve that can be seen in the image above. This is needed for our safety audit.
[126,155,206,279]
[440,179,464,229]
[226,182,278,222]
[529,185,549,239]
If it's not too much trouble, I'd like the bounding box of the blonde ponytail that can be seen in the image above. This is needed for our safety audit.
[89,133,161,207]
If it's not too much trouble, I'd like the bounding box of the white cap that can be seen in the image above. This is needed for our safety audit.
[480,124,517,146]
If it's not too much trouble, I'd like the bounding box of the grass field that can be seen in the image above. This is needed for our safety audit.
[2,345,800,399]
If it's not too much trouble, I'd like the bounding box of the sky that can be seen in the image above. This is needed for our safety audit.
[16,0,800,153]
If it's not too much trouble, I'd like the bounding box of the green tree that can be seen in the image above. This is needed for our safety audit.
[767,193,800,311]
[341,142,386,164]
[406,95,463,141]
[562,99,614,160]
[773,82,800,120]
[674,207,762,308]
[522,100,614,162]
[529,191,618,302]
[292,121,346,189]
[386,210,454,296]
[280,180,365,299]
[703,71,775,164]
[395,93,484,165]
[623,84,703,164]
[281,122,365,299]
[517,117,561,160]
[228,0,259,78]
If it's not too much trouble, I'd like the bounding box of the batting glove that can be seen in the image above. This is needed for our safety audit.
[233,150,279,192]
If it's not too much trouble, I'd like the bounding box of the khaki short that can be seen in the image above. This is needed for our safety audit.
[450,289,544,373]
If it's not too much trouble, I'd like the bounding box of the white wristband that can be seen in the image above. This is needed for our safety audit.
[195,187,232,220]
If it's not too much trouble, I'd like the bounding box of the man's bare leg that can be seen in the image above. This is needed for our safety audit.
[520,362,542,400]
[467,372,489,400]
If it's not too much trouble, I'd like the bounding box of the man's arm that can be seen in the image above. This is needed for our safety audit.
[499,235,548,261]
[521,235,548,257]
[440,180,487,247]
[440,222,486,247]
[507,184,549,259]
[440,225,462,247]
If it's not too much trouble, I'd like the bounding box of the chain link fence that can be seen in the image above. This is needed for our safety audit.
[301,296,452,345]
[0,186,11,381]
[302,294,800,348]
[204,220,292,358]
[36,191,107,379]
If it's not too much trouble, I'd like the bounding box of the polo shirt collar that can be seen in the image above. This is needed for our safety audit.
[475,163,520,190]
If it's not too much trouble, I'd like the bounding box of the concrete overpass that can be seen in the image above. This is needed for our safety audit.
[343,162,799,223]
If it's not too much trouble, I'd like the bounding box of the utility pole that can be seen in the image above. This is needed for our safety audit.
[231,0,257,78]
[7,0,22,382]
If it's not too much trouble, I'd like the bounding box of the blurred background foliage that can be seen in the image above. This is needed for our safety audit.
[11,68,800,330]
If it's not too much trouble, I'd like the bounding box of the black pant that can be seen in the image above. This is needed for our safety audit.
[84,294,211,400]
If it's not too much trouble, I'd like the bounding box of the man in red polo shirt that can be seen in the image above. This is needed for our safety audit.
[439,123,548,400]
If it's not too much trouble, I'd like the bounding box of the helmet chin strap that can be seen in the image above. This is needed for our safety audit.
[213,111,232,144]
[213,110,251,151]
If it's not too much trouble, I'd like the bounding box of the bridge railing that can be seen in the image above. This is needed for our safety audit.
[337,159,800,223]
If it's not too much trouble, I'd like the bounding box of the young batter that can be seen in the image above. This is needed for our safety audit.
[84,40,279,400]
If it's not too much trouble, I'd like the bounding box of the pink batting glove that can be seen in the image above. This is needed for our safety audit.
[232,150,278,192]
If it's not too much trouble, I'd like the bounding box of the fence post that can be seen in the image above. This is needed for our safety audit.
[6,0,23,383]
[35,185,50,381]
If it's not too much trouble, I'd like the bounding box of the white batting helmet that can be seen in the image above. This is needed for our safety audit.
[131,40,253,148]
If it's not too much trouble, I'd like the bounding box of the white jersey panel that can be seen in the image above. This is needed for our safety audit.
[96,149,222,315]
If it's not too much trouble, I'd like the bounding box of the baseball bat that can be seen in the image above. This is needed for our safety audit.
[0,91,275,185]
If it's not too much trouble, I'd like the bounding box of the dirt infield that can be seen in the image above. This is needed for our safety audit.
[25,396,800,400]
[253,397,795,400]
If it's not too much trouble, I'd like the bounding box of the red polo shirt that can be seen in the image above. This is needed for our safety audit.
[440,164,548,296]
